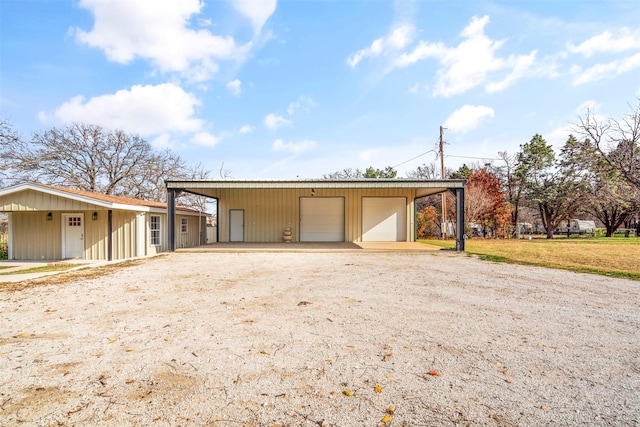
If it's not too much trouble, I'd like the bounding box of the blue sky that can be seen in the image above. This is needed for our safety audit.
[2,0,640,179]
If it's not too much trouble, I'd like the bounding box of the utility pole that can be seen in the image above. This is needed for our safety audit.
[439,126,447,239]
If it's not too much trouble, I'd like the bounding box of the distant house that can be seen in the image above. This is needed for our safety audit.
[0,183,205,261]
[556,219,597,235]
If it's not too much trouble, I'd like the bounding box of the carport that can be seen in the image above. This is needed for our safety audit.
[165,179,466,251]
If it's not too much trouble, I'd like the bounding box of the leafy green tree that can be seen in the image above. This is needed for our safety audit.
[449,164,473,179]
[516,134,584,238]
[364,166,397,178]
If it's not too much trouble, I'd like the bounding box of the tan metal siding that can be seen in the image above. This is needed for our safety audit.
[10,211,62,260]
[85,211,109,260]
[0,189,102,212]
[111,210,137,260]
[176,214,204,248]
[215,188,417,243]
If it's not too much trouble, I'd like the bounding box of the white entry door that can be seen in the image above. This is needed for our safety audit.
[229,210,244,242]
[62,213,85,259]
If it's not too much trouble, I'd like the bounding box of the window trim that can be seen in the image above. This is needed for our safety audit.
[180,217,188,234]
[150,215,161,246]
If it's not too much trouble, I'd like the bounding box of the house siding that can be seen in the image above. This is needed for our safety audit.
[214,188,417,243]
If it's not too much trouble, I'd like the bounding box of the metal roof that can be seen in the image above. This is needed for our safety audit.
[166,179,466,191]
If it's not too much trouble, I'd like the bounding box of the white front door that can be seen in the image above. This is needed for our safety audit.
[62,213,84,259]
[229,210,244,242]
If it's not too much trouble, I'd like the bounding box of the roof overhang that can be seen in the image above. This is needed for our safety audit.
[0,183,201,215]
[166,179,466,199]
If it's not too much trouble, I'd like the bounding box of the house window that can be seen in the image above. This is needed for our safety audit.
[150,215,161,246]
[181,217,188,233]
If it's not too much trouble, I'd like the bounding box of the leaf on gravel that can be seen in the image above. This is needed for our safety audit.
[297,301,312,306]
[428,370,441,377]
[325,359,332,363]
[374,384,383,393]
[505,378,512,384]
[386,406,396,414]
[381,415,393,423]
[342,389,353,397]
[382,353,393,361]
[541,405,548,410]
[108,339,117,344]
[386,374,394,379]
[347,345,355,349]
[260,350,269,355]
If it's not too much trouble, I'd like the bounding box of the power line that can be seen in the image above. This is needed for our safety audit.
[391,147,438,168]
[445,154,502,161]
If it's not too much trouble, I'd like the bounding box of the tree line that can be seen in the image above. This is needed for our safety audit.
[326,100,640,239]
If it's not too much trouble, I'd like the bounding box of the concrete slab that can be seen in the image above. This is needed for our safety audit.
[176,241,442,253]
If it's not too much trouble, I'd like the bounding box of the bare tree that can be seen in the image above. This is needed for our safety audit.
[573,100,640,190]
[0,118,27,187]
[3,123,195,201]
[322,168,364,179]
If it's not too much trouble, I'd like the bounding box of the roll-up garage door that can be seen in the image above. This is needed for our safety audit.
[362,197,407,242]
[300,197,345,242]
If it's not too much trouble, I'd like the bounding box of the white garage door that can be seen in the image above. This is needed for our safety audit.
[300,197,345,242]
[362,197,407,242]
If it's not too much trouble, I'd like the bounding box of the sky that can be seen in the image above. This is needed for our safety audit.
[1,0,640,179]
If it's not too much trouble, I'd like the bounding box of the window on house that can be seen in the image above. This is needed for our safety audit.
[150,215,161,246]
[181,217,188,233]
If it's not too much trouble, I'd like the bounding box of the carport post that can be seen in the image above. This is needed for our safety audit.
[455,187,465,251]
[167,188,178,252]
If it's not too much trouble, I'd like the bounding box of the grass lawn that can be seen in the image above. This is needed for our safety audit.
[0,264,81,276]
[420,236,640,280]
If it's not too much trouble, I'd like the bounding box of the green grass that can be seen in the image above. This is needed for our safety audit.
[420,236,640,280]
[0,264,81,276]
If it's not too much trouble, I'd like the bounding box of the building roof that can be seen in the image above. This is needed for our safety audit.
[0,182,201,214]
[165,178,466,199]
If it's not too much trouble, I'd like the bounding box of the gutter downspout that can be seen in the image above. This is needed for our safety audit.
[107,209,113,261]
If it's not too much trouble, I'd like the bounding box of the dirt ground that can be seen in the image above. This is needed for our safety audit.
[0,250,639,426]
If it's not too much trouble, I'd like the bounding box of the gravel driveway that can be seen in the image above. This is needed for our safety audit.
[1,251,639,426]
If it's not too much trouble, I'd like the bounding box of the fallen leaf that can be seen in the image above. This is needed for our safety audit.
[502,368,509,375]
[108,339,117,344]
[374,384,383,393]
[297,301,312,306]
[386,406,396,414]
[343,390,353,397]
[505,378,512,384]
[386,374,394,379]
[382,353,393,362]
[381,415,393,423]
[347,345,355,349]
[260,351,269,355]
[428,370,441,377]
[383,344,392,350]
[541,405,548,410]
[326,317,333,322]
[125,349,134,352]
[494,361,501,366]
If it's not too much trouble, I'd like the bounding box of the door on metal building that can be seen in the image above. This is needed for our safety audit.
[62,213,85,258]
[229,209,244,242]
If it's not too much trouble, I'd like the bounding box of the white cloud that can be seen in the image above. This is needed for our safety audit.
[272,138,316,154]
[409,82,428,94]
[227,79,242,96]
[230,0,277,34]
[347,24,415,68]
[239,124,254,134]
[150,133,173,150]
[568,28,640,58]
[74,0,252,81]
[394,15,536,97]
[486,51,537,93]
[264,113,292,129]
[191,131,221,147]
[287,95,317,115]
[572,52,640,85]
[444,105,495,134]
[575,100,600,114]
[45,83,203,135]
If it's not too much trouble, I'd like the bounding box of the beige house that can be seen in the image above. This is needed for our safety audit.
[165,179,467,250]
[0,183,205,261]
